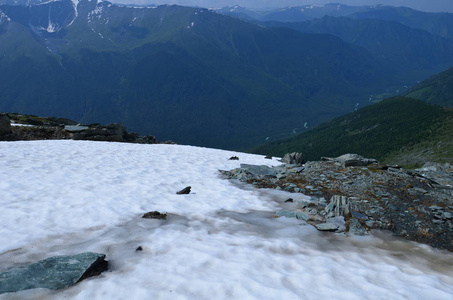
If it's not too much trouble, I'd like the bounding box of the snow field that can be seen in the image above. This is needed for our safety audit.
[0,140,452,299]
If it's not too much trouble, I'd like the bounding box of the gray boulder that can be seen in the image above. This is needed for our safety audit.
[276,210,309,221]
[349,218,369,236]
[239,164,277,177]
[0,114,12,136]
[0,252,108,294]
[322,154,378,167]
[315,223,339,231]
[281,152,304,165]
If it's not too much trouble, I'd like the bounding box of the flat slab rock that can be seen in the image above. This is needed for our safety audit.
[315,223,339,231]
[0,252,108,294]
[239,164,277,177]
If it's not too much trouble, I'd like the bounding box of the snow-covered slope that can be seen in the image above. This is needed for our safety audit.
[0,140,452,299]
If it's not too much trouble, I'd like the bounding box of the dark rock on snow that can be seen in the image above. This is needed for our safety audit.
[176,186,191,195]
[0,252,108,294]
[229,156,239,160]
[142,211,167,220]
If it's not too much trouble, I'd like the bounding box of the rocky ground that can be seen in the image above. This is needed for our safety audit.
[0,113,159,144]
[221,154,453,251]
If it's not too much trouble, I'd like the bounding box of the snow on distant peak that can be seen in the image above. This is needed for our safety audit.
[67,0,79,26]
[37,0,62,6]
[0,10,11,22]
[46,21,57,32]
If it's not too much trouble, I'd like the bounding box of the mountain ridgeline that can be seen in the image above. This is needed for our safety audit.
[0,0,453,150]
[260,16,453,84]
[218,4,453,39]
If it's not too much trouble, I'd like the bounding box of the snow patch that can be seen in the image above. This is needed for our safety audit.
[46,21,57,33]
[0,11,11,22]
[68,0,79,26]
[0,141,452,299]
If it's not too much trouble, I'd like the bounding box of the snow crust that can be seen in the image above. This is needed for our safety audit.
[0,140,452,299]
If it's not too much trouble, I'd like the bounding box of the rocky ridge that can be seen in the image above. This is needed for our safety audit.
[0,113,159,144]
[221,154,453,251]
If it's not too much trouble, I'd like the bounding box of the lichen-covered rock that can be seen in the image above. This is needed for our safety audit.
[223,154,453,251]
[322,154,378,167]
[239,164,277,177]
[349,218,369,236]
[0,252,108,294]
[281,152,304,165]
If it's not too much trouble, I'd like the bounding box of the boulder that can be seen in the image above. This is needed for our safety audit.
[281,152,304,165]
[315,223,339,231]
[326,216,346,232]
[0,114,12,136]
[176,186,191,195]
[0,252,108,294]
[322,154,378,167]
[276,210,309,221]
[142,211,167,220]
[239,164,277,177]
[349,218,369,236]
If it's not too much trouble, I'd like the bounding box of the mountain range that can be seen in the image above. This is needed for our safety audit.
[261,16,453,84]
[217,3,453,39]
[0,0,453,150]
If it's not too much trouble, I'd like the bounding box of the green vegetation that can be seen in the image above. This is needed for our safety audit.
[384,109,453,167]
[251,97,453,166]
[405,67,453,107]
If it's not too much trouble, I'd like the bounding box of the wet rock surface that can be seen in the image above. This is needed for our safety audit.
[0,252,108,294]
[222,154,453,251]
